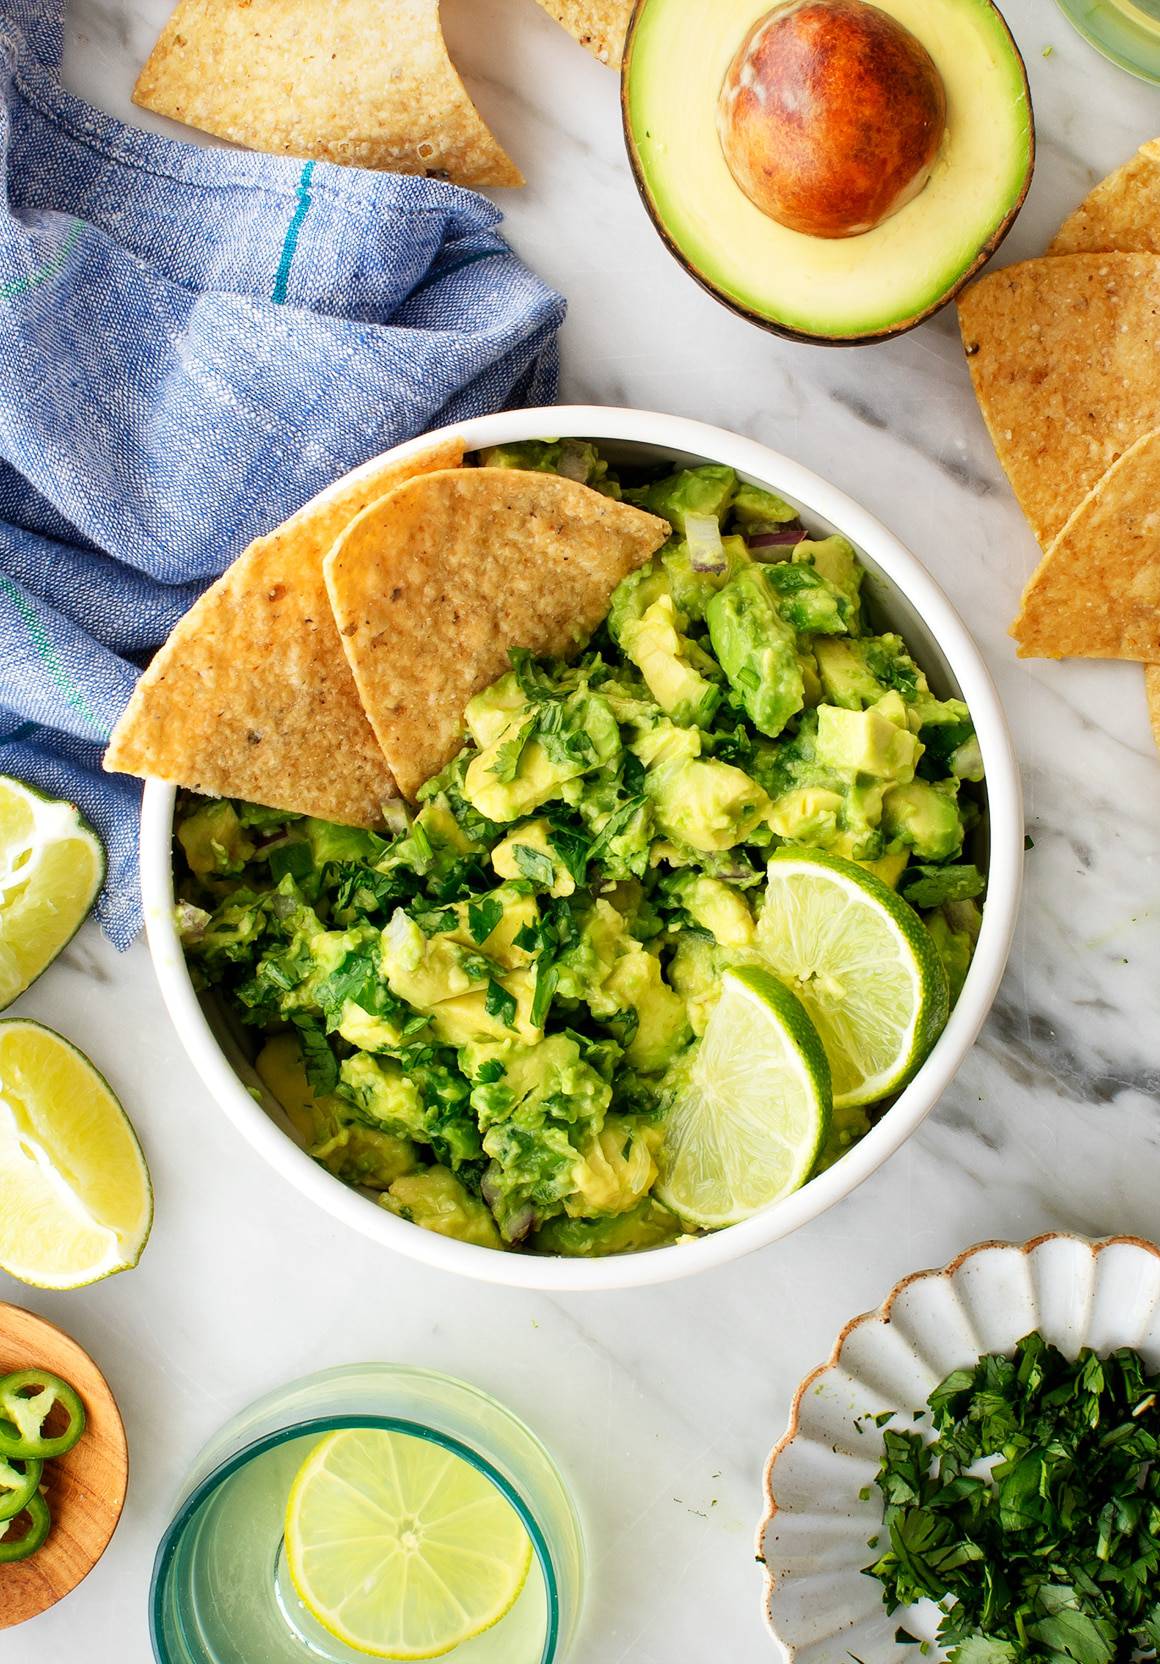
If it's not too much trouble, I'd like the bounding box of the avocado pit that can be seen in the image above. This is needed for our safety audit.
[717,0,948,240]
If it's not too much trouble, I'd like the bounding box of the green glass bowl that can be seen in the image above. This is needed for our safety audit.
[150,1365,584,1664]
[1052,0,1160,82]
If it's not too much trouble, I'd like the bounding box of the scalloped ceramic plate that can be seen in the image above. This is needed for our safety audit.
[758,1234,1160,1663]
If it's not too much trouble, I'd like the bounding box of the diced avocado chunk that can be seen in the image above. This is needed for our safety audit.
[797,647,823,708]
[857,850,910,889]
[556,899,690,1071]
[476,438,615,494]
[763,561,851,636]
[607,560,673,644]
[465,673,529,749]
[381,1167,503,1250]
[256,1033,342,1145]
[566,1118,659,1217]
[555,898,626,1002]
[379,896,540,1046]
[672,874,755,946]
[667,932,721,1036]
[766,786,844,844]
[882,780,964,862]
[492,819,576,896]
[814,634,930,713]
[468,1034,612,1243]
[339,1051,482,1170]
[639,732,772,851]
[380,911,487,1008]
[626,464,737,532]
[926,911,975,1006]
[338,1051,425,1138]
[600,943,690,1072]
[304,819,387,868]
[464,691,620,823]
[620,594,721,727]
[950,735,984,783]
[178,800,255,877]
[662,534,751,622]
[706,565,804,738]
[530,1198,683,1256]
[899,863,985,910]
[836,778,888,859]
[795,535,862,627]
[310,1123,419,1191]
[814,639,884,710]
[428,972,541,1048]
[731,480,798,529]
[443,884,539,969]
[814,703,921,782]
[334,1005,410,1053]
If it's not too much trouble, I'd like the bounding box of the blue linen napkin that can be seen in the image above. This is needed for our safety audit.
[0,0,565,949]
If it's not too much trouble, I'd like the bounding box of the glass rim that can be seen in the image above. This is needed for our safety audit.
[1051,0,1160,84]
[149,1412,562,1664]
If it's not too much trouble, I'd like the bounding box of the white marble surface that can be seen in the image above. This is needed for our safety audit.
[5,3,1159,1660]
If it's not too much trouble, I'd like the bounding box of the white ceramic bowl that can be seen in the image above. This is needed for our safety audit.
[140,406,1023,1291]
[758,1234,1160,1663]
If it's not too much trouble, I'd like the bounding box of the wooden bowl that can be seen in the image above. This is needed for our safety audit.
[0,1302,128,1629]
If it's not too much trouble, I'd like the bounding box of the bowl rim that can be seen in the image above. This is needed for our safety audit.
[756,1231,1160,1656]
[140,403,1024,1292]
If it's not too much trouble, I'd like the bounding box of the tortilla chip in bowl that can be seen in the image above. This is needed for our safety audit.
[135,408,1022,1290]
[324,468,668,799]
[106,439,463,827]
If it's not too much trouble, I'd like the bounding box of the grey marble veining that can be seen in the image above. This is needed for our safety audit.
[9,3,1159,1660]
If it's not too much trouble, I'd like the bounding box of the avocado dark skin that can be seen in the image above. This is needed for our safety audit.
[718,0,947,240]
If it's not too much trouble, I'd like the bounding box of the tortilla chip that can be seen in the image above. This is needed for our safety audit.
[1051,139,1160,256]
[958,254,1160,548]
[1146,664,1160,752]
[105,440,464,825]
[1011,428,1160,660]
[532,0,633,66]
[325,469,669,799]
[134,0,523,186]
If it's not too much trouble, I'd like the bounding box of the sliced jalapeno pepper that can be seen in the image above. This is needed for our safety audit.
[0,1453,43,1522]
[0,1490,50,1563]
[0,1369,86,1460]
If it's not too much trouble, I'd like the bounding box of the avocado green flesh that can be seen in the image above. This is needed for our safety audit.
[624,0,1034,340]
[174,450,985,1256]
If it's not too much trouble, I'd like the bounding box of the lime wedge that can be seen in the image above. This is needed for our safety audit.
[756,849,950,1110]
[0,777,104,1011]
[285,1428,534,1661]
[655,965,831,1230]
[0,1020,152,1288]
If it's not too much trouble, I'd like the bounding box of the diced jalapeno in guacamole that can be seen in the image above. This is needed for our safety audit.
[174,443,985,1256]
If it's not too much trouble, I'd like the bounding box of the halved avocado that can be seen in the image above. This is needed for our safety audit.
[622,0,1034,346]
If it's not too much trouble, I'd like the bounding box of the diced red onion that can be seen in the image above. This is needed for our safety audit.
[685,512,726,572]
[556,439,591,483]
[749,528,806,549]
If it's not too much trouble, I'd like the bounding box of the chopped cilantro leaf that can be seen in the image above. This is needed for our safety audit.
[484,978,518,1029]
[512,843,556,888]
[292,1020,338,1094]
[467,896,504,944]
[490,717,535,783]
[864,1333,1160,1663]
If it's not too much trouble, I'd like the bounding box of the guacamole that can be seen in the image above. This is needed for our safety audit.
[174,443,985,1256]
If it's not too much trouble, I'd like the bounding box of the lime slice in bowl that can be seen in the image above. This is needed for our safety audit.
[656,965,831,1231]
[285,1427,534,1660]
[0,1020,152,1288]
[0,776,104,1010]
[755,849,949,1110]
